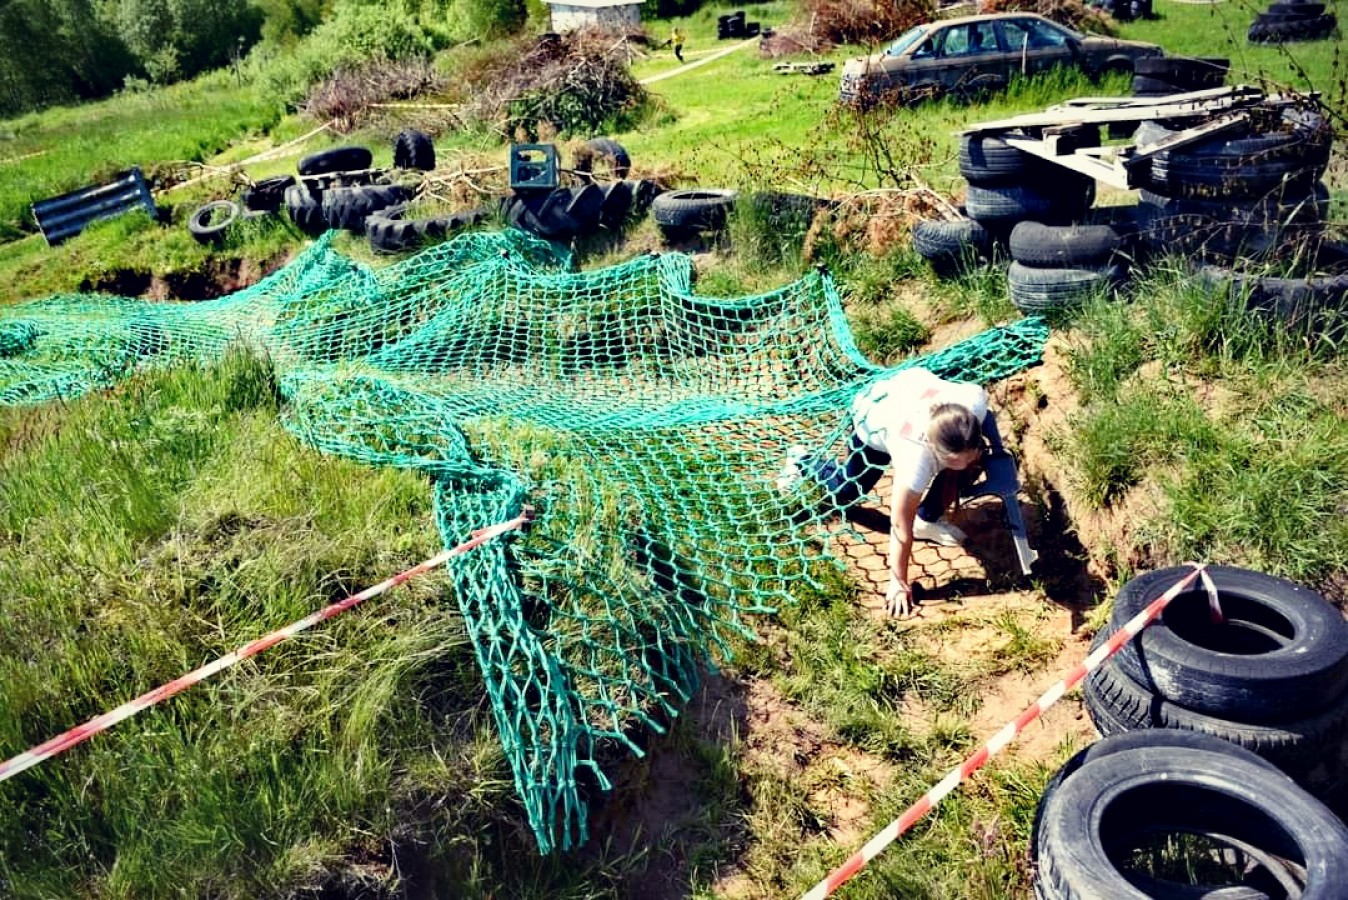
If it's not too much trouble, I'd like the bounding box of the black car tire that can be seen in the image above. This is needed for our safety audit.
[563,183,604,231]
[1109,565,1348,723]
[598,180,634,229]
[652,189,737,232]
[1084,651,1348,783]
[321,184,413,232]
[1249,12,1337,41]
[392,129,435,171]
[1200,245,1348,324]
[1008,262,1121,313]
[965,181,1093,226]
[912,217,992,277]
[573,137,632,181]
[959,133,1039,184]
[1009,221,1129,267]
[188,200,241,245]
[1034,745,1348,900]
[297,146,374,177]
[285,183,328,236]
[1029,728,1283,867]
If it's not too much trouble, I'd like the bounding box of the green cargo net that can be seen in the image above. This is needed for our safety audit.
[0,230,1047,853]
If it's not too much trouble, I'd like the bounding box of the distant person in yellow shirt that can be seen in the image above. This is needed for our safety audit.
[669,26,686,63]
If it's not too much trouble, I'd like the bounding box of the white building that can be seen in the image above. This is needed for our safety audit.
[544,0,643,32]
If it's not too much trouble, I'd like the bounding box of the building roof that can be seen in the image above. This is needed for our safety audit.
[544,0,641,7]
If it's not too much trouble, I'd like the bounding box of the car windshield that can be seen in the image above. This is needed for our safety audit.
[884,25,929,56]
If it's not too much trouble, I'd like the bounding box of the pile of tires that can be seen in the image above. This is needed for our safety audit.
[1006,218,1132,315]
[914,129,1126,313]
[1249,0,1337,42]
[717,11,761,39]
[504,179,661,243]
[1084,565,1348,803]
[1131,56,1229,97]
[1032,729,1348,898]
[1134,107,1332,263]
[1095,0,1153,22]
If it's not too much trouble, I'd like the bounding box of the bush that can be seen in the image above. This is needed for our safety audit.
[255,3,437,109]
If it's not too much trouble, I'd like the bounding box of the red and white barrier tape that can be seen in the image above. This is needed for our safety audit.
[801,563,1217,900]
[0,510,533,786]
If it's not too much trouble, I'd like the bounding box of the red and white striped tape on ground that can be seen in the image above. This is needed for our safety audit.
[801,563,1217,900]
[0,510,533,786]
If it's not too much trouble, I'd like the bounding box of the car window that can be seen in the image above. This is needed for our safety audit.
[940,22,1003,57]
[885,25,930,57]
[1026,19,1073,48]
[972,23,999,54]
[912,33,940,59]
[1000,20,1032,52]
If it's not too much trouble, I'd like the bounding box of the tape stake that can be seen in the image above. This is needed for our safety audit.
[0,511,532,786]
[800,564,1208,900]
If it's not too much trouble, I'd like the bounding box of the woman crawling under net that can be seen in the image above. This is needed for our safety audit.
[777,366,1006,617]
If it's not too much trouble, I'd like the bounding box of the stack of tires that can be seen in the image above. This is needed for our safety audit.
[1084,565,1348,806]
[1134,107,1332,263]
[503,179,661,244]
[1031,729,1348,898]
[1131,56,1228,97]
[716,11,761,39]
[928,129,1126,314]
[1249,0,1337,42]
[1095,0,1153,22]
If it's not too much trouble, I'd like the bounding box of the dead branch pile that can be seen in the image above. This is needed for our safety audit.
[457,30,648,140]
[763,0,935,57]
[303,57,448,133]
[980,0,1116,34]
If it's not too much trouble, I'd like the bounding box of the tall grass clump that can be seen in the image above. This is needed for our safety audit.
[0,351,653,898]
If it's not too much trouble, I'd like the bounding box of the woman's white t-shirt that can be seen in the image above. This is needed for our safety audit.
[850,367,988,494]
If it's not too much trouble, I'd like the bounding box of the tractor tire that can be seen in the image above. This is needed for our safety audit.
[297,146,374,177]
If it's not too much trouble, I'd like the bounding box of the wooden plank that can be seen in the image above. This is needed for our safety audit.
[1126,112,1249,161]
[1001,135,1132,188]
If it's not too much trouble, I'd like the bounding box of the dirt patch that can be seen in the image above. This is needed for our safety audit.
[77,252,292,302]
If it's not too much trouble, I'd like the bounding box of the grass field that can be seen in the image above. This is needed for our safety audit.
[0,2,1346,897]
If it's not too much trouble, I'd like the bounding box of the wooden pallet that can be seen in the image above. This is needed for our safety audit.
[961,85,1312,190]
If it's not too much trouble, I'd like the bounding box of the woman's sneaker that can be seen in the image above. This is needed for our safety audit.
[912,517,965,546]
[775,445,809,495]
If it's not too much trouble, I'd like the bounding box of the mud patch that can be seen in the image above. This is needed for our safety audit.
[77,253,291,301]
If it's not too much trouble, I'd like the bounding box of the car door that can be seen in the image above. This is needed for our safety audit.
[897,24,948,94]
[933,21,1012,91]
[999,17,1074,77]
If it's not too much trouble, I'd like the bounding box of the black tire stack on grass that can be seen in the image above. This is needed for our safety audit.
[505,179,660,243]
[934,129,1113,309]
[1031,729,1348,899]
[1249,1,1337,42]
[365,205,488,254]
[1134,108,1332,263]
[1084,565,1348,806]
[320,184,413,233]
[1131,56,1229,97]
[1007,220,1130,314]
[717,11,747,39]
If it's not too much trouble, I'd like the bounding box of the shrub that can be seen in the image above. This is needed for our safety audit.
[773,0,934,52]
[255,3,436,109]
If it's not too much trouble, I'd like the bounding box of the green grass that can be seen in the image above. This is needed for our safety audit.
[0,7,1346,898]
